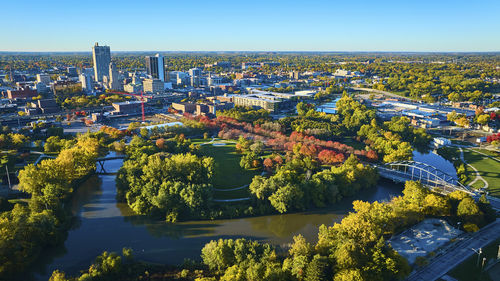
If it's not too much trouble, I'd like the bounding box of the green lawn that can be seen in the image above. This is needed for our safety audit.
[447,238,500,281]
[190,138,211,145]
[463,149,500,198]
[472,148,500,158]
[198,142,260,199]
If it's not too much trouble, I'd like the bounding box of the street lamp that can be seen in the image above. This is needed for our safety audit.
[497,245,500,261]
[472,248,482,267]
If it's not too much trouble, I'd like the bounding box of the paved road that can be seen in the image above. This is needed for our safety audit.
[486,196,500,211]
[406,219,500,281]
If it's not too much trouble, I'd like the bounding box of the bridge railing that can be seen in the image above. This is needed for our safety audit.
[377,165,473,195]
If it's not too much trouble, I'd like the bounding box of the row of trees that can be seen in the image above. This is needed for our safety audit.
[0,133,103,279]
[217,106,271,123]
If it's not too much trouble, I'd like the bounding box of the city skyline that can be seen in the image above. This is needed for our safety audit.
[1,0,499,52]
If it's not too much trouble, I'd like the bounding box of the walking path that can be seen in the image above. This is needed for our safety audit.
[33,153,56,166]
[199,137,216,145]
[459,148,488,190]
[467,148,500,163]
[406,219,500,281]
[199,137,236,146]
[212,184,249,192]
[213,197,250,202]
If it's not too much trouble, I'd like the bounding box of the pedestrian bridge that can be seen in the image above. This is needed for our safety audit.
[95,155,126,174]
[376,161,473,195]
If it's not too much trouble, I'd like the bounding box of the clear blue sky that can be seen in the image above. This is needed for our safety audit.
[2,0,499,52]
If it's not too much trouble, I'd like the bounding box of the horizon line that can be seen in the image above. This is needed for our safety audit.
[1,50,500,54]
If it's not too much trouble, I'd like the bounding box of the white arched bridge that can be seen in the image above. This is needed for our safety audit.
[376,161,473,195]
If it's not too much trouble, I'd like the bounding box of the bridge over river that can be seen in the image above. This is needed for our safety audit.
[376,161,473,195]
[376,161,500,211]
[95,155,126,174]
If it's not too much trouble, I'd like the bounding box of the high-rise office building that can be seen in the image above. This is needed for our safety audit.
[145,54,165,81]
[108,62,121,90]
[92,42,111,82]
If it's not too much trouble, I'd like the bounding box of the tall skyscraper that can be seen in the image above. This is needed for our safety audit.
[108,62,121,90]
[145,54,165,81]
[92,42,111,82]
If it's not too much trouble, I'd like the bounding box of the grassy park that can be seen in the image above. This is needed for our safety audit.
[463,149,500,198]
[197,139,260,200]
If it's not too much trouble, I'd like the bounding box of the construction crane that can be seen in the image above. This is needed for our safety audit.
[105,91,152,122]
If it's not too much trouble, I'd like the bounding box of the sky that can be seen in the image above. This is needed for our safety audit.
[1,0,499,52]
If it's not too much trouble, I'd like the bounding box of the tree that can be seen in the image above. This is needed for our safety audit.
[476,114,490,125]
[269,183,304,213]
[422,194,450,216]
[456,197,483,227]
[263,158,273,170]
[304,254,329,281]
[140,127,149,138]
[454,117,470,128]
[249,141,264,155]
[402,181,428,207]
[297,102,314,116]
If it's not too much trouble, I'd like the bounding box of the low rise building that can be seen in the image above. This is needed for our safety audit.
[37,99,59,114]
[112,101,143,114]
[143,78,163,93]
[5,87,38,99]
[124,82,142,93]
[25,99,59,115]
[171,102,196,114]
[233,95,280,112]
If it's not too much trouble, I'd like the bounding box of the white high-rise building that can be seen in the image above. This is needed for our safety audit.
[79,74,92,92]
[92,42,111,82]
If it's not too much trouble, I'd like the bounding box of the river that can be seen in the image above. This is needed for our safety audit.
[29,150,453,280]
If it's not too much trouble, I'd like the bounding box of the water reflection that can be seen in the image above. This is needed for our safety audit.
[413,150,458,179]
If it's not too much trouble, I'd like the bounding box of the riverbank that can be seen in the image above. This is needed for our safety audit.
[30,153,403,280]
[28,148,460,280]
